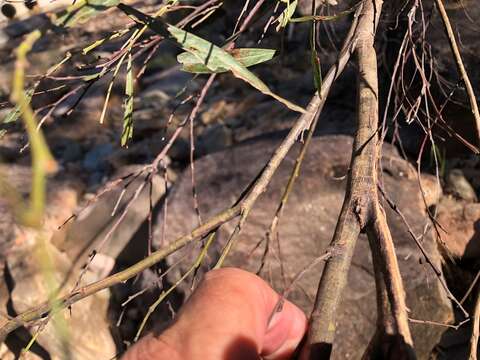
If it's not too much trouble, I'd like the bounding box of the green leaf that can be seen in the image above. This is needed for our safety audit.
[121,54,134,147]
[99,52,127,124]
[3,88,34,124]
[55,0,120,27]
[82,70,104,82]
[276,0,297,30]
[311,49,322,93]
[177,48,276,74]
[118,4,305,113]
[310,11,322,95]
[168,25,304,113]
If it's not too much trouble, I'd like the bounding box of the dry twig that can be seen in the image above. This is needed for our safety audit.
[434,0,480,143]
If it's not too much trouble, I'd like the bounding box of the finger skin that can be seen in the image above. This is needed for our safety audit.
[123,268,307,360]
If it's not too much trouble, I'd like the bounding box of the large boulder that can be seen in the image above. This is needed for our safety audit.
[152,134,452,359]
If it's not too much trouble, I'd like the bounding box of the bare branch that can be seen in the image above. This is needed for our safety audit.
[434,0,480,143]
[305,0,386,357]
[364,205,414,358]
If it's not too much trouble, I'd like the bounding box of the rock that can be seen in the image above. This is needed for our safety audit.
[6,238,116,360]
[197,123,233,155]
[54,165,171,268]
[168,136,191,162]
[446,169,478,202]
[82,143,114,172]
[141,70,194,101]
[82,143,114,187]
[0,167,116,359]
[0,165,36,261]
[52,139,83,163]
[436,197,480,259]
[0,29,7,49]
[152,135,452,359]
[0,132,26,163]
[0,201,15,264]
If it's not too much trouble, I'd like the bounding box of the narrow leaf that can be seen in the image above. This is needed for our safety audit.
[310,10,322,95]
[177,48,276,73]
[118,4,305,113]
[99,52,127,124]
[11,30,57,226]
[121,54,134,147]
[55,0,120,27]
[3,88,34,124]
[276,0,297,30]
[312,49,322,93]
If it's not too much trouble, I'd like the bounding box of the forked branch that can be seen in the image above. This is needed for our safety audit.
[303,0,414,358]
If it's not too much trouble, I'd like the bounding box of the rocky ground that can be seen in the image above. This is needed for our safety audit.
[0,1,479,359]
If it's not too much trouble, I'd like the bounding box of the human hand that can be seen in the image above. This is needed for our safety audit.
[123,268,308,359]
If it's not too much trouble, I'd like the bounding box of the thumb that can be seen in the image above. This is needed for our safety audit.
[123,267,307,360]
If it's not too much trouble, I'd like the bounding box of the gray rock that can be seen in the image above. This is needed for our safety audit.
[53,139,83,163]
[55,165,170,267]
[82,143,114,172]
[446,169,478,202]
[0,30,8,49]
[141,70,194,101]
[197,123,233,155]
[152,135,452,359]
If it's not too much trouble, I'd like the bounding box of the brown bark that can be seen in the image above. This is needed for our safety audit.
[363,205,415,359]
[303,0,415,358]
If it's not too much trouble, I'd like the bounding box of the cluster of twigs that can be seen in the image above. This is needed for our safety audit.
[1,0,480,359]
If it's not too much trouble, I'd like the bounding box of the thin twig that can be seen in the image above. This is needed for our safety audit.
[133,231,217,341]
[434,0,480,143]
[470,287,480,359]
[379,185,469,318]
[462,270,480,304]
[409,317,469,330]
